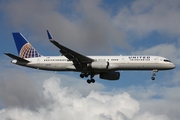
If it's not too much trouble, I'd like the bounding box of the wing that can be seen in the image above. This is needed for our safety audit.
[47,30,94,69]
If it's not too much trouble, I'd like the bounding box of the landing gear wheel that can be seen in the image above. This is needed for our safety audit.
[80,73,84,78]
[151,77,155,80]
[85,73,89,78]
[91,79,95,83]
[151,69,158,81]
[87,79,91,84]
[84,73,96,84]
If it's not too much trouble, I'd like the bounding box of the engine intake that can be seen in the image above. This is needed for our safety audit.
[100,72,120,80]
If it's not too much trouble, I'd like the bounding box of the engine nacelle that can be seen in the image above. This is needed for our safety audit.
[89,61,109,69]
[100,72,120,80]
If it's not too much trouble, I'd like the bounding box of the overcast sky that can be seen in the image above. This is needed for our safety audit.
[0,0,180,120]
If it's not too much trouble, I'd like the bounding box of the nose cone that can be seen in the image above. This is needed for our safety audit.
[169,63,175,69]
[172,63,176,69]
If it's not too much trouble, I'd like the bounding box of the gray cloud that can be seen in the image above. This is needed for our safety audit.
[30,72,105,97]
[0,76,140,120]
[118,83,180,120]
[131,43,180,65]
[1,0,130,55]
[0,57,178,119]
[0,69,46,111]
[0,74,176,120]
[113,0,180,37]
[132,112,171,120]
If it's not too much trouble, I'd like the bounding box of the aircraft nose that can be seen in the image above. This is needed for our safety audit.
[171,63,175,69]
[171,63,176,69]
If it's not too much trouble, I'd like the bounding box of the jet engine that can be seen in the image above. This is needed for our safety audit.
[88,61,109,69]
[100,72,120,80]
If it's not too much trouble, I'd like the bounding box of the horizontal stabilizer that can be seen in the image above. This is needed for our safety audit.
[4,53,30,63]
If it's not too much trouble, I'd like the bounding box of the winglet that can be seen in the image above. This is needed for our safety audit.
[46,30,53,40]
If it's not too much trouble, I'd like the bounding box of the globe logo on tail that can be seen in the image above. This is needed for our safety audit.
[19,43,41,58]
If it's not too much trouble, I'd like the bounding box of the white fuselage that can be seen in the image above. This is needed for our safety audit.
[12,55,175,72]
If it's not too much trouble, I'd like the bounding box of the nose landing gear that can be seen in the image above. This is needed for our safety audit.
[151,69,158,80]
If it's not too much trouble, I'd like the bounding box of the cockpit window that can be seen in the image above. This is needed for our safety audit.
[164,59,171,62]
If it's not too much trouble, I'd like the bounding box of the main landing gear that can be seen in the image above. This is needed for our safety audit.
[151,69,158,80]
[80,73,95,84]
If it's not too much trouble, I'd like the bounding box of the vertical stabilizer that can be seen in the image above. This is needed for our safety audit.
[12,33,41,58]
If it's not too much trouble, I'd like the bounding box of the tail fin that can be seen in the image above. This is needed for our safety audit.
[12,33,41,58]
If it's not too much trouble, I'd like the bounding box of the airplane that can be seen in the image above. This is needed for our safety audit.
[5,30,175,84]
